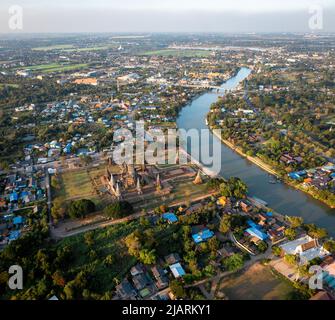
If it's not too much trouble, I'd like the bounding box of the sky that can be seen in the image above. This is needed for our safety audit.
[0,0,335,33]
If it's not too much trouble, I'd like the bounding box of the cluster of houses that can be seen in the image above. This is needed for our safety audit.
[115,253,186,300]
[280,153,303,166]
[289,163,335,191]
[0,171,46,211]
[0,213,27,246]
[0,169,46,247]
[226,199,287,255]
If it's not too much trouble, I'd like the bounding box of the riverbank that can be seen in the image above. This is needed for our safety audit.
[210,127,335,209]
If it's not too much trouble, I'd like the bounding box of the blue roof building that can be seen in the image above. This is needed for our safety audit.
[8,230,21,242]
[246,227,268,241]
[64,143,72,154]
[13,216,24,225]
[162,213,178,223]
[169,263,186,278]
[9,192,18,202]
[192,229,214,244]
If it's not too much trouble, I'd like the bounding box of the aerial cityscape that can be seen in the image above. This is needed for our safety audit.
[0,0,335,307]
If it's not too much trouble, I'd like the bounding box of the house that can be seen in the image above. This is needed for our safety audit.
[13,216,24,226]
[165,253,181,265]
[239,200,253,213]
[162,213,178,224]
[130,264,143,277]
[245,227,268,241]
[192,229,214,244]
[245,220,268,241]
[185,203,203,215]
[132,273,150,291]
[169,263,186,279]
[116,279,137,300]
[280,235,330,265]
[151,266,169,290]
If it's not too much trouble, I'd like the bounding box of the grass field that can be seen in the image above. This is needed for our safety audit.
[32,44,75,51]
[56,221,138,293]
[62,45,117,52]
[14,63,89,74]
[217,263,295,300]
[33,44,117,52]
[140,49,212,58]
[53,165,107,208]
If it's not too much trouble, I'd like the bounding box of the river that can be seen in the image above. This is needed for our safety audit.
[177,67,335,236]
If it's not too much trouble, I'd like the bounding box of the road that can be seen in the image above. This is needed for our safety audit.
[51,192,216,239]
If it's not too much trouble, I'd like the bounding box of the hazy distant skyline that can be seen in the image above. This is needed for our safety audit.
[1,0,335,33]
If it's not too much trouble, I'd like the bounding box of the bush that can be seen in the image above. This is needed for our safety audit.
[104,201,134,219]
[68,199,95,219]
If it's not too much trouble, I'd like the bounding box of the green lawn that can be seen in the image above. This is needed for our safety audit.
[14,63,89,74]
[53,165,111,209]
[140,49,212,58]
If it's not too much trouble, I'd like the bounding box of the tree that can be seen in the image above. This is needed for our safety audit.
[170,280,186,299]
[84,232,94,247]
[323,240,335,254]
[207,178,225,191]
[208,237,219,257]
[272,246,282,257]
[219,215,231,234]
[103,201,134,219]
[287,216,304,228]
[51,198,67,222]
[220,177,248,199]
[104,254,115,266]
[284,228,297,241]
[139,249,156,265]
[125,233,141,257]
[257,241,268,253]
[68,199,95,219]
[303,224,328,239]
[52,271,66,287]
[222,253,244,272]
[284,254,297,266]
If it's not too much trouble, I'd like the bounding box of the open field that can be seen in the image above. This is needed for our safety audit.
[140,49,212,58]
[63,45,117,52]
[53,165,108,209]
[33,44,118,52]
[14,63,89,74]
[32,44,75,51]
[216,263,295,300]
